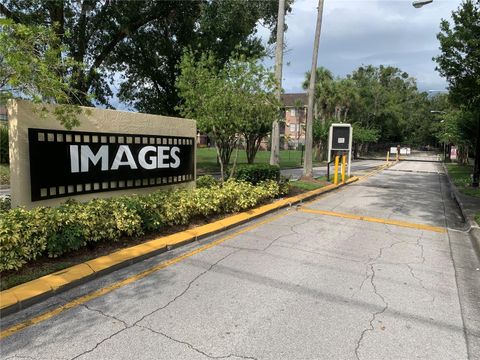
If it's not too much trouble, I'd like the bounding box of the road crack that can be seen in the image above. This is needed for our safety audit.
[353,234,401,360]
[354,263,389,360]
[80,303,129,327]
[404,233,435,303]
[68,250,237,360]
[262,218,311,251]
[138,324,258,360]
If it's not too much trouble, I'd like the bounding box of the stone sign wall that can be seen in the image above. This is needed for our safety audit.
[8,100,196,208]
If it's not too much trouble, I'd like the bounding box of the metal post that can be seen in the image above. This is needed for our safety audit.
[341,154,346,183]
[386,151,390,163]
[347,148,352,177]
[334,155,339,185]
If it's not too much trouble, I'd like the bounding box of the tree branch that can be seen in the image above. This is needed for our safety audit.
[84,13,158,91]
[0,4,21,23]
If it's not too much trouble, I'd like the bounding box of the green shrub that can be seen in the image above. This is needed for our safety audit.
[45,200,144,258]
[0,180,282,271]
[0,126,8,164]
[196,175,218,188]
[234,164,280,185]
[0,207,50,271]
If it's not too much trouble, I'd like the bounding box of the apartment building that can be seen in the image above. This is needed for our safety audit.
[280,93,307,149]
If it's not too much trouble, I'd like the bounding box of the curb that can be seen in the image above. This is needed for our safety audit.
[1,176,363,316]
[442,163,480,253]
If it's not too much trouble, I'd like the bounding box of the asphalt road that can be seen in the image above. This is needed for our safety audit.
[2,160,479,360]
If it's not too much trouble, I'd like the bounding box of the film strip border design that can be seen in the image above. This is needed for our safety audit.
[32,129,195,147]
[29,128,195,201]
[36,174,195,200]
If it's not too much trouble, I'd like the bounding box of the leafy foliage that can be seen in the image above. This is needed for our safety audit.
[0,180,284,271]
[0,1,291,114]
[434,0,480,109]
[304,64,434,157]
[177,51,278,175]
[0,19,84,128]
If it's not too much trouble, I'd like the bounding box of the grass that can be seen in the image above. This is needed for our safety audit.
[289,176,330,191]
[475,214,480,225]
[445,163,480,198]
[197,148,322,173]
[0,163,9,185]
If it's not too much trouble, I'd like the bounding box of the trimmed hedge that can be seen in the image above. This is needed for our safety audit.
[0,180,286,272]
[196,175,218,188]
[234,164,280,184]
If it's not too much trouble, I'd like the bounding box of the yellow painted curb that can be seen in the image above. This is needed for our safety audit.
[42,264,95,291]
[0,175,360,314]
[0,292,18,310]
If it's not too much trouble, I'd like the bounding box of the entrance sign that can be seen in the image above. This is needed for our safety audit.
[328,123,353,176]
[8,100,196,208]
[28,128,194,201]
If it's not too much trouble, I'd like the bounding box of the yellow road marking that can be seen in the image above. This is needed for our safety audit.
[0,212,286,340]
[299,208,446,233]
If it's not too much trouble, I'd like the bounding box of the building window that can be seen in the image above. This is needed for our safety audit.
[290,109,296,116]
[289,124,298,132]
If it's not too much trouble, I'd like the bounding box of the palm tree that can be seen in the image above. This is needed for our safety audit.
[270,0,285,166]
[303,0,325,178]
[303,67,335,123]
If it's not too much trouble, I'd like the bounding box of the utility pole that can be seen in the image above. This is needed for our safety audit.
[303,0,324,178]
[270,0,285,166]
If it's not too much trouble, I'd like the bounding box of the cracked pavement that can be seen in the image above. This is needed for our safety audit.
[2,160,479,359]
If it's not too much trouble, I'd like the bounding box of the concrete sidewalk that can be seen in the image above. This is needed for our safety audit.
[1,160,479,359]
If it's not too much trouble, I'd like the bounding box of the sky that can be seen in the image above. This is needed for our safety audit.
[257,0,463,94]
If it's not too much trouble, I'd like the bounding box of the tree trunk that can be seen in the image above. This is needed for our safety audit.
[303,0,324,178]
[270,0,285,166]
[246,134,260,164]
[473,113,480,187]
[213,132,224,182]
[315,142,322,161]
[353,142,359,160]
[229,140,241,179]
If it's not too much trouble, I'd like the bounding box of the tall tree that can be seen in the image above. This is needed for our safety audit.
[269,0,285,166]
[303,67,335,122]
[434,0,480,186]
[303,0,325,178]
[0,1,291,114]
[303,64,432,157]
